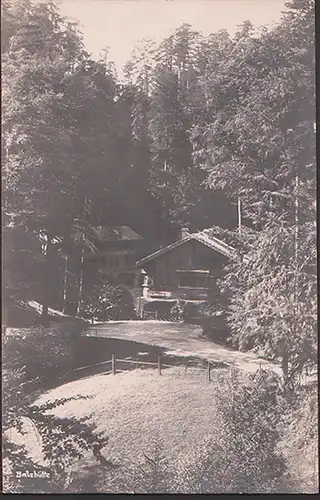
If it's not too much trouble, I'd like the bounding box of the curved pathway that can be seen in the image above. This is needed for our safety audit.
[85,320,281,375]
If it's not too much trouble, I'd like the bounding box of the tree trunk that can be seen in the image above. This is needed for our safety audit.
[2,302,8,334]
[41,303,49,325]
[76,232,85,317]
[281,353,289,392]
[62,255,69,314]
[41,230,53,326]
[291,175,299,389]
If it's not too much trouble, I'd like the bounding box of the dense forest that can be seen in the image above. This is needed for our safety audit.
[2,0,317,494]
[2,0,316,385]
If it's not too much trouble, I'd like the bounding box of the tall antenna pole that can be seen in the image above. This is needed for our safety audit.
[294,174,299,317]
[294,175,299,268]
[238,196,242,235]
[76,197,88,316]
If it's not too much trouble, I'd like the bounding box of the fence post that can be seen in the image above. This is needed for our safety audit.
[158,356,161,375]
[136,360,139,370]
[207,361,211,382]
[112,354,116,375]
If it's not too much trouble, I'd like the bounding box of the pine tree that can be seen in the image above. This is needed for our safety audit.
[197,0,316,389]
[2,0,118,322]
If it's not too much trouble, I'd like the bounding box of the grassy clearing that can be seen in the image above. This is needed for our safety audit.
[7,366,318,493]
[27,368,224,473]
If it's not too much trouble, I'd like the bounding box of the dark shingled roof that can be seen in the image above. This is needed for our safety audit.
[91,225,142,242]
[136,231,239,267]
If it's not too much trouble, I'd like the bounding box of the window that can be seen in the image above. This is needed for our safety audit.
[180,274,197,287]
[179,273,208,288]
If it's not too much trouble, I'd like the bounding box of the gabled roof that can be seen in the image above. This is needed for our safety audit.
[136,231,239,267]
[91,225,142,242]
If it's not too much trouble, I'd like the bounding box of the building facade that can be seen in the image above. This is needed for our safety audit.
[135,229,238,307]
[84,225,143,287]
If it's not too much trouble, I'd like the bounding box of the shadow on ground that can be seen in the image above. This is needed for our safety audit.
[71,336,228,381]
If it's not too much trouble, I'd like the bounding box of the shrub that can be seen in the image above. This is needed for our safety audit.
[278,385,318,493]
[182,302,230,343]
[2,322,112,493]
[3,321,85,390]
[179,300,230,345]
[2,393,111,494]
[120,435,176,494]
[170,301,184,321]
[200,312,230,345]
[143,300,176,320]
[174,367,288,493]
[81,279,136,322]
[3,299,39,328]
[96,368,290,494]
[181,300,203,321]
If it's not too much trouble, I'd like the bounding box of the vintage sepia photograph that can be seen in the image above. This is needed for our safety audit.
[2,0,318,494]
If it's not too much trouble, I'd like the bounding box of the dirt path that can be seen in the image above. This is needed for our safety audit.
[85,320,281,375]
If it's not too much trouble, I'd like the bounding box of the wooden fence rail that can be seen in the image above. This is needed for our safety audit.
[74,359,112,372]
[75,355,212,381]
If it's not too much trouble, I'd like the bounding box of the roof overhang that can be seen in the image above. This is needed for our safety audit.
[142,298,177,304]
[176,269,210,274]
[136,233,239,267]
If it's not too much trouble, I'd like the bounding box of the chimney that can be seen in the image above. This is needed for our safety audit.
[180,227,190,239]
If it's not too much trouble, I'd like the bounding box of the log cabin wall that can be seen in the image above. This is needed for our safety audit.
[144,240,228,290]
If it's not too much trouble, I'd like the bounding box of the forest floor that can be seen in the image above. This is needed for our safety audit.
[84,320,281,375]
